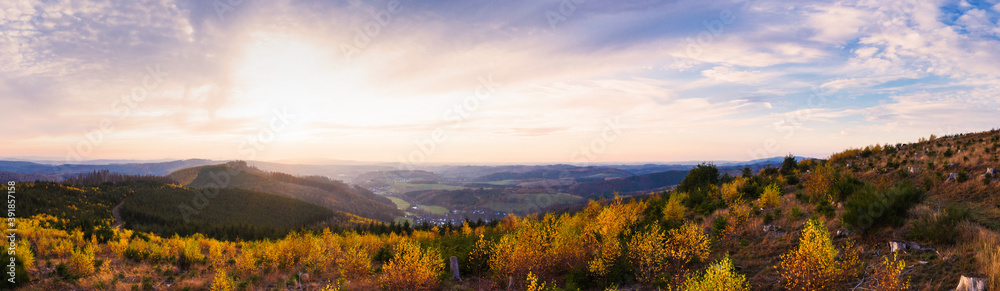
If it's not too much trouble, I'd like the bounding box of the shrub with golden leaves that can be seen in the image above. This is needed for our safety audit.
[337,245,373,280]
[758,184,781,208]
[108,229,132,259]
[585,195,645,277]
[869,253,908,291]
[682,256,749,291]
[627,225,668,283]
[302,236,334,273]
[183,239,205,263]
[235,246,258,276]
[525,271,547,291]
[67,245,96,278]
[778,219,845,290]
[663,192,688,222]
[726,200,753,235]
[719,177,747,202]
[210,269,234,291]
[461,221,473,236]
[805,163,837,202]
[379,241,443,290]
[12,240,35,273]
[666,223,711,265]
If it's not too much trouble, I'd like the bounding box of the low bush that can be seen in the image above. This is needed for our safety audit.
[907,206,971,245]
[681,256,749,291]
[842,183,924,233]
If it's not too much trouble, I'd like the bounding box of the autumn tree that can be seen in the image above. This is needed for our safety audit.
[757,184,781,208]
[663,192,688,222]
[779,219,848,290]
[869,253,908,291]
[380,241,444,290]
[805,163,837,203]
[627,225,668,283]
[682,256,749,291]
[210,269,234,291]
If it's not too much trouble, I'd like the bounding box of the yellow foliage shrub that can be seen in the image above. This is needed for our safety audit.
[67,245,96,278]
[235,246,258,276]
[666,223,710,265]
[870,253,908,291]
[758,184,781,208]
[682,256,749,291]
[627,225,668,283]
[805,163,836,202]
[461,221,473,236]
[585,195,645,278]
[720,177,747,202]
[12,240,35,273]
[337,245,372,280]
[547,214,588,269]
[663,192,688,222]
[379,241,443,290]
[183,239,205,263]
[525,271,547,291]
[53,238,75,258]
[107,229,131,260]
[778,219,845,290]
[302,236,334,273]
[210,269,234,291]
[726,201,753,235]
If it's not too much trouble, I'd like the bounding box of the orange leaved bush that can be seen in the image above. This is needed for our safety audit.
[379,241,443,290]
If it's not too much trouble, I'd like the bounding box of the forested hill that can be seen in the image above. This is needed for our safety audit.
[16,180,342,241]
[472,166,634,182]
[168,161,404,222]
[566,170,689,198]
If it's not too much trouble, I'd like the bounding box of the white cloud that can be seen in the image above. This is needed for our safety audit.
[805,5,872,44]
[701,66,766,84]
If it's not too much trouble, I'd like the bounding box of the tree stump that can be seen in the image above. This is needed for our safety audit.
[889,241,907,253]
[955,275,987,291]
[450,256,461,281]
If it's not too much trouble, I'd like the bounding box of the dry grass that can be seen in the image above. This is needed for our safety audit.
[969,224,1000,291]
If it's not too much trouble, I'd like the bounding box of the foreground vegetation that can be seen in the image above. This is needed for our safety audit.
[6,129,1000,290]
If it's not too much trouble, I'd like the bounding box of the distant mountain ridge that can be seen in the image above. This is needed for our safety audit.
[0,159,219,177]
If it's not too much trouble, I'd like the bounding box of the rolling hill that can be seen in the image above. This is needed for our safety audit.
[472,166,634,182]
[565,170,690,198]
[15,180,343,241]
[168,161,404,222]
[0,159,219,176]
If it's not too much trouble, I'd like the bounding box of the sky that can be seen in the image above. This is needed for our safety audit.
[1,0,999,164]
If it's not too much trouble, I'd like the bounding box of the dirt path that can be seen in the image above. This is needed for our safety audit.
[112,200,124,229]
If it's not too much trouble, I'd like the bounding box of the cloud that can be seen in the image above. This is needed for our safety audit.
[2,0,1000,162]
[701,66,766,84]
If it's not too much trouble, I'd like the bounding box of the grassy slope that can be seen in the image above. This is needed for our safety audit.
[416,204,449,215]
[387,196,410,210]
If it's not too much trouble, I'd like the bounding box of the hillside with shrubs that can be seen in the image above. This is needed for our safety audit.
[6,129,1000,290]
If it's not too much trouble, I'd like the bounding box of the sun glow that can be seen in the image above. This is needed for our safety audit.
[234,32,371,110]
